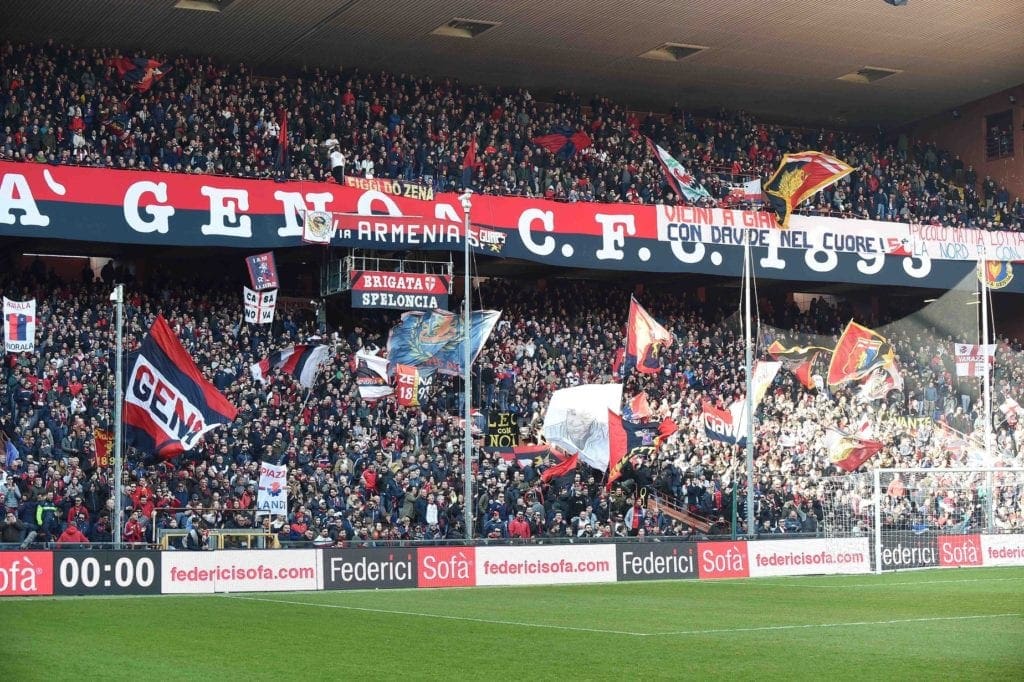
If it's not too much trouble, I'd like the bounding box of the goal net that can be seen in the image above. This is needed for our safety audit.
[821,467,1024,573]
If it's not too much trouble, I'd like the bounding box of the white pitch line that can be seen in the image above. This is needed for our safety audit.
[749,576,1024,589]
[223,594,1020,638]
[649,613,1022,637]
[222,594,645,636]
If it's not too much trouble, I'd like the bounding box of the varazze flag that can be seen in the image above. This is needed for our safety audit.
[3,297,36,352]
[251,344,330,388]
[954,343,996,377]
[647,138,711,202]
[387,309,501,376]
[256,461,288,517]
[764,150,853,228]
[125,315,237,460]
[352,348,393,401]
[625,296,674,375]
[245,251,279,291]
[827,321,894,388]
[542,383,622,471]
[243,286,277,324]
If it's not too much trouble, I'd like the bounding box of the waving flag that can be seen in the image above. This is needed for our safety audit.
[626,392,652,422]
[647,138,711,202]
[625,297,674,375]
[768,340,830,389]
[251,344,330,388]
[953,343,996,377]
[824,428,884,472]
[827,321,894,388]
[387,309,500,376]
[352,349,393,401]
[106,57,169,92]
[124,315,237,461]
[93,428,113,467]
[542,384,623,471]
[607,410,672,491]
[702,400,746,446]
[245,252,279,291]
[856,360,904,403]
[764,150,853,228]
[532,127,592,158]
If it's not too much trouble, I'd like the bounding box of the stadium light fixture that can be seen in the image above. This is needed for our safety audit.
[174,0,236,12]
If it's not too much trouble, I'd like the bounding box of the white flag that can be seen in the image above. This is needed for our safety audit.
[302,210,335,244]
[3,297,36,353]
[256,462,288,517]
[954,343,995,377]
[542,383,623,471]
[243,286,277,324]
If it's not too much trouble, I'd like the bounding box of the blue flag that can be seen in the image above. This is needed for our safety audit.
[5,440,17,467]
[387,309,501,376]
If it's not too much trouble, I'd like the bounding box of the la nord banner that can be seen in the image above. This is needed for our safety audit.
[2,162,1022,293]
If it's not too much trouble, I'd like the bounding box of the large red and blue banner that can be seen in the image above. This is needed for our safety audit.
[124,315,237,461]
[1,161,1021,292]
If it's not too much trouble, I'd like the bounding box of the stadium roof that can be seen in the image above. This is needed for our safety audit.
[10,0,1024,127]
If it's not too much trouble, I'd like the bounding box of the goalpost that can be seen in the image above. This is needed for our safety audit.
[821,468,1024,574]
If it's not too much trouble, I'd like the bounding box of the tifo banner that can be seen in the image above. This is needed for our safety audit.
[124,315,238,460]
[3,297,36,352]
[245,251,279,291]
[243,286,277,324]
[747,538,871,577]
[542,384,623,471]
[485,411,519,450]
[954,343,996,377]
[2,162,1022,292]
[350,270,450,311]
[256,461,288,517]
[161,550,319,594]
[387,309,500,376]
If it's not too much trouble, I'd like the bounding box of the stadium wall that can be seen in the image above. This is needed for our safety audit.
[2,535,1021,597]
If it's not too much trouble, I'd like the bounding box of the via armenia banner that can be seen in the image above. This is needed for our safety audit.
[1,161,1022,292]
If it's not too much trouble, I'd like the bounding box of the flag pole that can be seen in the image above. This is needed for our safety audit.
[111,283,125,548]
[979,250,992,458]
[460,190,474,539]
[744,233,756,539]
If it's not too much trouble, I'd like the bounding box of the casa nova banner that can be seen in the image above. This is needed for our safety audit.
[1,161,1021,293]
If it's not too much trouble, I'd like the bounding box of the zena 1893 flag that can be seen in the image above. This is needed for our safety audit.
[625,296,674,375]
[3,297,35,352]
[124,315,237,461]
[251,344,330,389]
[763,151,853,229]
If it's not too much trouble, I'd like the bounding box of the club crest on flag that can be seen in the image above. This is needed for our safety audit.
[302,210,335,244]
[978,260,1013,289]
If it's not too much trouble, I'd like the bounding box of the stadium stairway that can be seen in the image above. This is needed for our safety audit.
[646,492,712,533]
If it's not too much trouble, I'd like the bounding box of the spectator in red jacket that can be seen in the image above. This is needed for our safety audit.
[56,523,90,547]
[123,510,145,544]
[508,510,531,539]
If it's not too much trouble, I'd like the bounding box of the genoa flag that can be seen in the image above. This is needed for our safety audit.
[647,138,711,202]
[607,410,674,491]
[768,340,829,390]
[251,344,330,389]
[539,452,579,483]
[532,127,592,159]
[124,315,237,461]
[93,428,114,467]
[824,428,883,472]
[827,321,894,388]
[763,151,853,228]
[245,252,279,291]
[625,297,673,375]
[107,57,169,93]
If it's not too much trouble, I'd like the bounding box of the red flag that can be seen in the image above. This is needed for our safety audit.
[824,428,884,472]
[606,409,628,491]
[625,297,673,374]
[611,347,625,377]
[94,428,113,468]
[768,340,828,390]
[462,138,477,170]
[540,453,578,483]
[628,392,652,421]
[763,150,853,228]
[655,417,678,447]
[395,363,420,407]
[277,109,289,168]
[827,321,894,388]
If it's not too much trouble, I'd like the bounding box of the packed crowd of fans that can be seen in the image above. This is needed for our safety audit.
[1,40,1022,231]
[1,258,1022,550]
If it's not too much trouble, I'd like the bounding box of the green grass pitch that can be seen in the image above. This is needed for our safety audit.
[4,567,1022,680]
